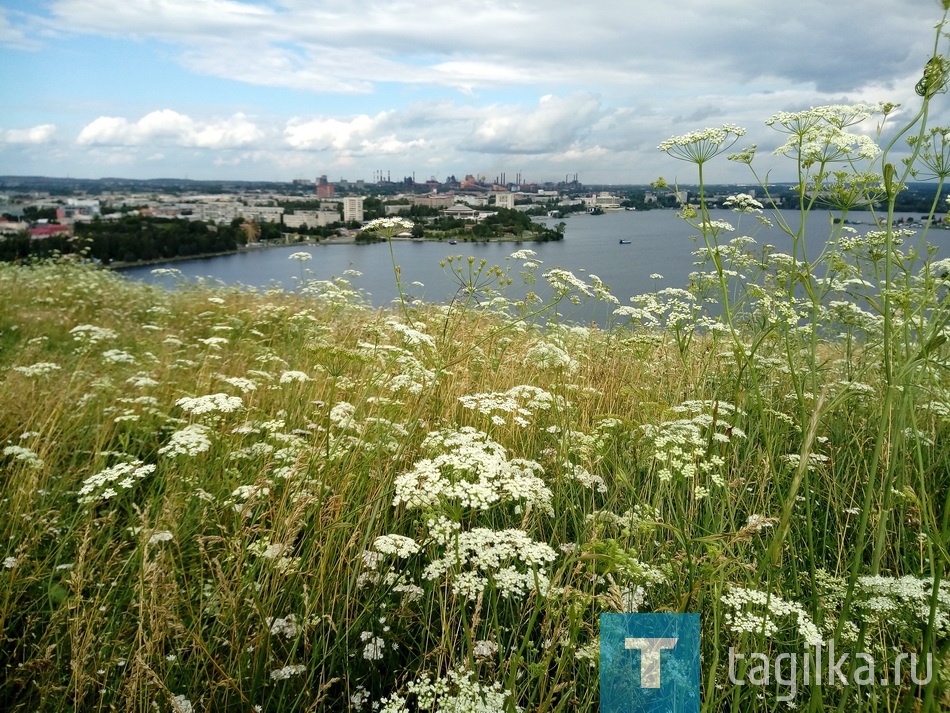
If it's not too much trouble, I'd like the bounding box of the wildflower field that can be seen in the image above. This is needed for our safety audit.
[4,10,950,713]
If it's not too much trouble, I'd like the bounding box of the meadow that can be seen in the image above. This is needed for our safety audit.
[4,10,950,712]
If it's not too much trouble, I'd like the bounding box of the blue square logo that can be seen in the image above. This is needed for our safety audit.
[600,613,700,713]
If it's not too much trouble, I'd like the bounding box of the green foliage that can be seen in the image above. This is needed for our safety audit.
[69,215,245,264]
[2,7,950,713]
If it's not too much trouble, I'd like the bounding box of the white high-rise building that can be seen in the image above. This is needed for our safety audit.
[343,196,364,223]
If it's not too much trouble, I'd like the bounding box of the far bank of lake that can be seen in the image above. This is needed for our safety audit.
[120,209,950,322]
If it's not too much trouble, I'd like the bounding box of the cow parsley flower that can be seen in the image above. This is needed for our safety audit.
[147,530,174,545]
[523,341,576,371]
[458,385,560,426]
[508,249,537,261]
[3,445,44,468]
[473,639,498,659]
[13,362,61,378]
[658,124,746,164]
[269,664,306,680]
[722,193,764,213]
[197,336,229,349]
[78,460,156,504]
[721,586,822,645]
[266,614,301,639]
[364,217,415,237]
[377,667,521,713]
[422,522,557,600]
[372,534,421,558]
[101,349,136,364]
[216,375,258,393]
[170,694,193,713]
[361,633,385,661]
[387,319,436,348]
[855,575,950,633]
[158,424,212,457]
[279,370,311,383]
[70,324,117,344]
[392,427,551,513]
[175,393,243,415]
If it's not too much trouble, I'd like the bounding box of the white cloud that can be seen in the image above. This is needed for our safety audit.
[39,0,940,96]
[2,124,57,144]
[77,111,264,148]
[4,1,948,182]
[284,112,425,155]
[0,8,41,50]
[461,94,602,154]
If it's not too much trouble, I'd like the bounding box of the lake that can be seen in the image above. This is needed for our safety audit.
[120,208,950,323]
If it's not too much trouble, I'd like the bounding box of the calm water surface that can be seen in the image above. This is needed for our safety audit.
[121,209,950,321]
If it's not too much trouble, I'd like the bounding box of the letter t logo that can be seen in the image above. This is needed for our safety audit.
[625,637,678,688]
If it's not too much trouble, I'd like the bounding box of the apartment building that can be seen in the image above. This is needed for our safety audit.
[342,196,364,223]
[494,192,515,210]
[283,210,341,229]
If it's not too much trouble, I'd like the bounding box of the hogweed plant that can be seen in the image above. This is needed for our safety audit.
[2,6,950,713]
[652,4,950,711]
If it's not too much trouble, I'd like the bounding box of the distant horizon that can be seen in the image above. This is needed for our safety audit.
[0,173,799,191]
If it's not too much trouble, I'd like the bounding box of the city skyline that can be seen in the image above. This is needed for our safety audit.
[2,0,948,185]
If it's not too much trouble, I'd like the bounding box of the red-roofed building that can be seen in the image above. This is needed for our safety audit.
[29,223,72,238]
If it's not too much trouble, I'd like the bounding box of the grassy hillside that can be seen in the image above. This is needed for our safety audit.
[0,242,947,711]
[7,20,950,702]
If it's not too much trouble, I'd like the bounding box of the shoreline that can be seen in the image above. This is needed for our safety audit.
[107,233,557,270]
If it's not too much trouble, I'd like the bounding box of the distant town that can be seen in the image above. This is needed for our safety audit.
[1,173,946,266]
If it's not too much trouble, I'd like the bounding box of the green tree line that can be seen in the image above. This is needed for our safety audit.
[0,215,248,265]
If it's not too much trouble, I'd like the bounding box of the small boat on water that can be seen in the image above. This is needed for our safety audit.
[619,239,632,244]
[448,240,457,245]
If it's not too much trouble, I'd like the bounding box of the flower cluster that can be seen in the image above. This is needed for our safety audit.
[458,385,560,427]
[421,519,557,600]
[721,586,822,645]
[175,393,243,415]
[363,217,415,238]
[658,124,747,164]
[372,534,421,558]
[640,400,745,488]
[3,445,44,468]
[392,427,551,513]
[78,459,156,504]
[12,361,61,378]
[158,424,213,458]
[266,613,301,639]
[522,340,576,372]
[269,664,306,681]
[386,319,436,348]
[856,575,950,634]
[377,667,521,713]
[101,349,137,365]
[722,193,764,213]
[69,324,117,344]
[767,104,882,166]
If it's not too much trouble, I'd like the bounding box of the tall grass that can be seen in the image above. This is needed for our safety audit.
[3,11,950,713]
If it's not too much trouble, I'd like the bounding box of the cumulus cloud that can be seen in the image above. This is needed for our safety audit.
[5,0,948,182]
[36,0,940,97]
[461,94,602,154]
[77,111,264,148]
[2,124,57,144]
[284,112,424,155]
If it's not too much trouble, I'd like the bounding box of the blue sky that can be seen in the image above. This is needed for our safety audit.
[2,0,949,184]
